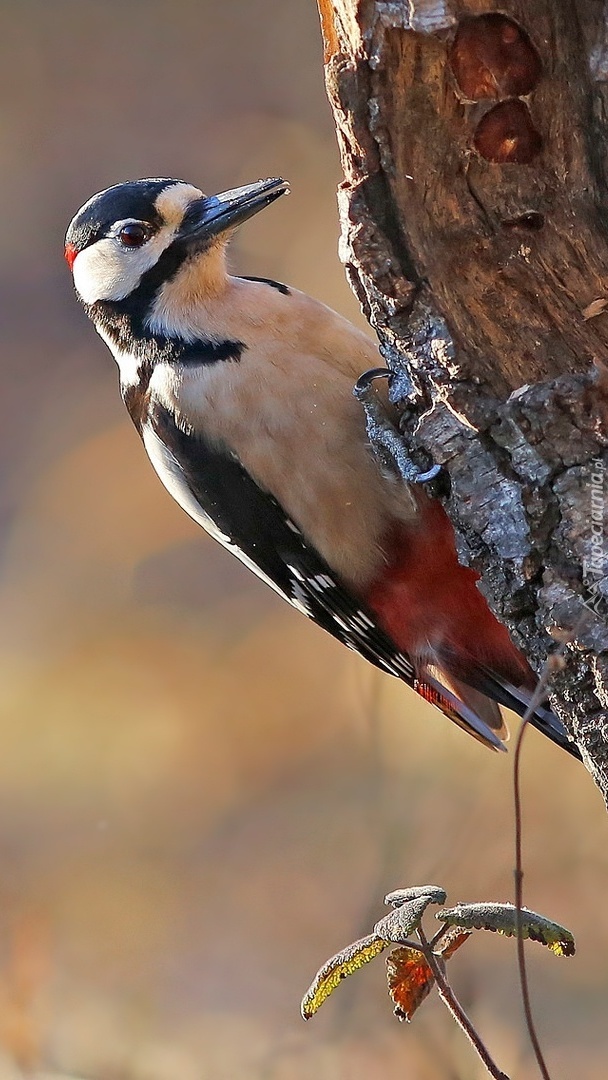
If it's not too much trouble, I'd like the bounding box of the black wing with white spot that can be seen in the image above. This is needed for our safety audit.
[138,403,517,751]
[143,402,417,680]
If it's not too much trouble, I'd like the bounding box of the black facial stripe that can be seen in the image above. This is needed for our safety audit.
[98,238,198,338]
[89,294,244,363]
[92,296,244,438]
[239,276,291,295]
[66,178,177,253]
[99,258,289,345]
[121,342,243,433]
[179,340,245,365]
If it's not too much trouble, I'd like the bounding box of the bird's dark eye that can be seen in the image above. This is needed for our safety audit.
[117,222,150,248]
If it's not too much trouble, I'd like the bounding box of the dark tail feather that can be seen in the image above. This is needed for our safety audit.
[471,668,581,760]
[414,672,507,751]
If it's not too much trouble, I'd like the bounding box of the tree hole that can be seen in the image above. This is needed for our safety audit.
[450,14,542,100]
[474,100,542,164]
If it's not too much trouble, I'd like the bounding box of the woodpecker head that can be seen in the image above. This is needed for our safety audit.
[65,176,289,310]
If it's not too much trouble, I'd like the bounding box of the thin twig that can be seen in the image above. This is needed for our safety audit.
[513,691,552,1080]
[429,922,449,950]
[417,926,510,1080]
[512,620,584,1080]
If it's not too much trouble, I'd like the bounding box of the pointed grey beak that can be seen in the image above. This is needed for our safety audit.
[177,177,289,245]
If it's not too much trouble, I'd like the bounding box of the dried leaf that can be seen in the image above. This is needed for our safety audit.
[436,926,472,959]
[384,885,447,908]
[374,898,428,943]
[375,885,447,946]
[436,903,575,956]
[386,946,434,1021]
[301,933,389,1019]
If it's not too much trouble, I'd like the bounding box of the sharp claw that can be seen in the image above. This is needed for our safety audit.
[414,463,443,485]
[353,368,448,493]
[417,463,452,498]
[353,367,392,397]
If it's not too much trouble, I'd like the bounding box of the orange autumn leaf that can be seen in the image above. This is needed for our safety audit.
[385,928,471,1022]
[386,947,435,1022]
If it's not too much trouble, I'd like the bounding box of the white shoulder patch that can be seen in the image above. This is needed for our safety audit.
[142,422,230,543]
[95,324,142,388]
[141,421,290,603]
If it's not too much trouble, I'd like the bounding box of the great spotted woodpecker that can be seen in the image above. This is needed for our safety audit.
[65,176,578,757]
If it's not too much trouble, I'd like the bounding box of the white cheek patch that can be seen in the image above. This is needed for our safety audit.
[71,182,209,307]
[71,181,206,306]
[72,228,177,305]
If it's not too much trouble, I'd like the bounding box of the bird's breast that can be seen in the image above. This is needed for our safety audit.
[150,347,418,589]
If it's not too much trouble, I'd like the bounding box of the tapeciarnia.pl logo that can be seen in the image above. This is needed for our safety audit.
[582,459,607,619]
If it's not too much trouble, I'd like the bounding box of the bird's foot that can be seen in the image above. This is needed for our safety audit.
[353,368,450,496]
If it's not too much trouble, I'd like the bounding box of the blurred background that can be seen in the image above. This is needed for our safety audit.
[0,1,606,1076]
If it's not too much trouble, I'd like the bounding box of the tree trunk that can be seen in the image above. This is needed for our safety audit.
[317,0,608,800]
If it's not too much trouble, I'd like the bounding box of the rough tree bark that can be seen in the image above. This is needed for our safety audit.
[317,0,608,801]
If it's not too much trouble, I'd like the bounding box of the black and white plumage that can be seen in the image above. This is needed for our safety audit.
[65,176,579,757]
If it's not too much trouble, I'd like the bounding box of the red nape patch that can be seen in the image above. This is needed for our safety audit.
[64,242,77,270]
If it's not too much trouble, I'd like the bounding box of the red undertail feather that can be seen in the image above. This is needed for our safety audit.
[365,495,536,746]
